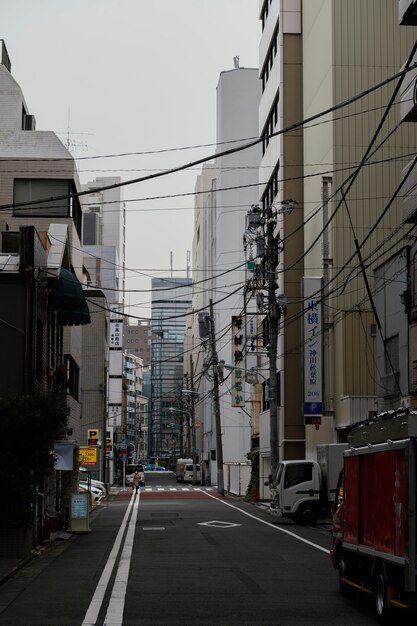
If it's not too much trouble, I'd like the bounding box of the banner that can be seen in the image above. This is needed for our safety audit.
[303,277,323,424]
[54,442,74,471]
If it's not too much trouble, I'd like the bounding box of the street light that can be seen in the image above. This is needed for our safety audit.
[220,361,268,385]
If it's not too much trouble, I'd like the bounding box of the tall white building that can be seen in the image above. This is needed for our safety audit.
[191,66,261,486]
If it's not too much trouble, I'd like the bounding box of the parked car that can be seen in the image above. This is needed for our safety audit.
[145,464,166,471]
[79,468,107,495]
[79,483,104,503]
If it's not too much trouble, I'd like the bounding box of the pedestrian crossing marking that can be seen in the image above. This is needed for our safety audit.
[141,486,214,493]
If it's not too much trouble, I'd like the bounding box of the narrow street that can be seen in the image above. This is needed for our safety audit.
[0,473,383,626]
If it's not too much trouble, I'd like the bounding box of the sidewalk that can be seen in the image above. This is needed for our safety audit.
[0,493,114,587]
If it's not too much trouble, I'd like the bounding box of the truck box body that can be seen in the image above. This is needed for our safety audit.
[317,443,348,502]
[331,409,417,620]
[343,448,407,556]
[175,458,193,482]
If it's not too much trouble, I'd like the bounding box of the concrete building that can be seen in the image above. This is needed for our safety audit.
[0,41,91,551]
[82,176,126,309]
[81,177,128,474]
[397,0,417,409]
[122,351,148,463]
[256,0,305,497]
[0,41,89,443]
[190,66,261,488]
[302,0,417,451]
[123,320,153,367]
[80,289,109,481]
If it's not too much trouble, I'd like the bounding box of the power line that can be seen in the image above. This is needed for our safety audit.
[1,63,416,214]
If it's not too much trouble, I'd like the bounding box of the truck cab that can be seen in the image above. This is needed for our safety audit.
[267,460,321,525]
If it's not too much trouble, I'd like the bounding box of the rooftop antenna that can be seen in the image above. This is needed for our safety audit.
[56,107,91,153]
[233,56,240,69]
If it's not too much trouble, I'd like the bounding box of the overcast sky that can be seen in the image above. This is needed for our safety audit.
[2,1,260,318]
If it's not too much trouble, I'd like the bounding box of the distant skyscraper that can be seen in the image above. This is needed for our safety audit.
[150,277,192,459]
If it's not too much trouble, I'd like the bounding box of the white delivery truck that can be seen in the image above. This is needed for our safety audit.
[176,458,201,483]
[265,443,347,525]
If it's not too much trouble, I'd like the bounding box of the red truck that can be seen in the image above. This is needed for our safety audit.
[331,409,417,622]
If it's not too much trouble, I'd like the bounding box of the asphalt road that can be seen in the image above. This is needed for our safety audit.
[0,471,404,625]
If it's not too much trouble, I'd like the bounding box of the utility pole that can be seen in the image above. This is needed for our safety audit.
[265,207,280,480]
[189,354,197,485]
[244,202,293,481]
[209,299,224,495]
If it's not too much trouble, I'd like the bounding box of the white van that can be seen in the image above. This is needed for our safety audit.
[183,463,201,484]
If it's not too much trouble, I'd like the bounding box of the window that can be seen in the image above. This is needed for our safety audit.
[284,463,313,489]
[65,355,80,400]
[385,335,399,375]
[260,24,279,90]
[14,179,71,217]
[13,178,83,240]
[261,162,280,209]
[261,93,279,154]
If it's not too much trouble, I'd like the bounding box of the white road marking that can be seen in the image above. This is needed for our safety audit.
[200,490,329,554]
[103,490,140,626]
[81,491,136,626]
[198,520,241,528]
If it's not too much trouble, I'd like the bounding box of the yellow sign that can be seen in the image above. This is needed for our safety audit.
[79,446,97,466]
[88,429,100,445]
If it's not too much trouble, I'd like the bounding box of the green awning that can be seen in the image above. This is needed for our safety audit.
[50,268,91,326]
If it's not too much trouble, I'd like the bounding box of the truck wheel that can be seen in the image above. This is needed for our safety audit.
[374,572,389,623]
[295,504,318,525]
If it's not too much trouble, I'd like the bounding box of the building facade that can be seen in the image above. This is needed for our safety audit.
[190,66,261,487]
[150,277,192,461]
[256,0,305,497]
[302,0,417,450]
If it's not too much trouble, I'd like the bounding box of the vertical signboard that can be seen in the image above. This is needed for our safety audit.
[109,320,123,348]
[68,493,90,533]
[303,277,323,425]
[231,315,245,407]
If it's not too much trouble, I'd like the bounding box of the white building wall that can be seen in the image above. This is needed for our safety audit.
[214,68,261,468]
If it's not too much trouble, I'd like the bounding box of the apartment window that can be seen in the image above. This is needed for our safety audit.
[65,354,80,400]
[261,0,269,30]
[14,178,83,240]
[14,179,71,217]
[260,24,279,91]
[261,92,279,154]
[261,162,280,210]
[385,335,399,375]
